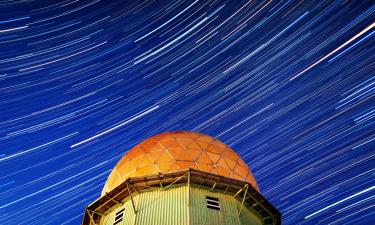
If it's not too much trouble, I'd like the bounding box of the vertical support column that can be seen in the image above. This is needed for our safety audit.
[128,181,138,225]
[187,170,191,225]
[187,171,190,207]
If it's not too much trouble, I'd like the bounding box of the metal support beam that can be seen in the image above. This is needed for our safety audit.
[238,184,248,217]
[127,182,137,214]
[107,195,122,205]
[87,210,97,225]
[246,188,274,218]
[82,169,280,225]
[197,178,203,189]
[233,184,247,198]
[210,182,217,192]
[262,216,272,222]
[159,176,164,189]
[128,182,139,195]
[262,216,278,225]
[89,210,104,217]
[187,171,190,207]
[97,185,130,211]
[187,171,190,225]
[162,172,188,191]
[224,183,230,194]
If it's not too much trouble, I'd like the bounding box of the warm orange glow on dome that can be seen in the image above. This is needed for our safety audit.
[102,131,258,195]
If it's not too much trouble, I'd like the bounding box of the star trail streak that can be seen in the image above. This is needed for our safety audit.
[0,0,374,224]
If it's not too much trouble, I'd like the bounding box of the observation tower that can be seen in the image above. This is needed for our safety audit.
[82,131,280,225]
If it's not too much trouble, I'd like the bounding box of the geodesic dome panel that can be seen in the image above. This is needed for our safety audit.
[102,131,258,196]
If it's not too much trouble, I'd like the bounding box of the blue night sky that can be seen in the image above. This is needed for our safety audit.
[0,0,374,224]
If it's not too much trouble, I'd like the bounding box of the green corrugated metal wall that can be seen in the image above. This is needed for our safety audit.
[101,194,135,225]
[135,185,188,225]
[100,184,262,225]
[189,187,262,225]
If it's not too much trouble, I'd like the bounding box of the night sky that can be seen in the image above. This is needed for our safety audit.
[0,0,374,224]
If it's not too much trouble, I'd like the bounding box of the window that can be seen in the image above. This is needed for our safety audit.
[206,196,220,210]
[113,208,124,225]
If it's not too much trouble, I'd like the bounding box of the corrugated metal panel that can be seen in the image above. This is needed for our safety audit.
[190,187,238,225]
[189,186,262,225]
[99,184,262,225]
[101,197,135,225]
[135,185,188,225]
[239,205,263,225]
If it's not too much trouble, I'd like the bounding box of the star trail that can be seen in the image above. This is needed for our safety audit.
[0,0,374,224]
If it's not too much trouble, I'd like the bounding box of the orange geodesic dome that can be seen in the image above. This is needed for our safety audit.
[102,131,258,195]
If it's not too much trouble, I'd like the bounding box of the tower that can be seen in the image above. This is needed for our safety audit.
[82,131,281,225]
